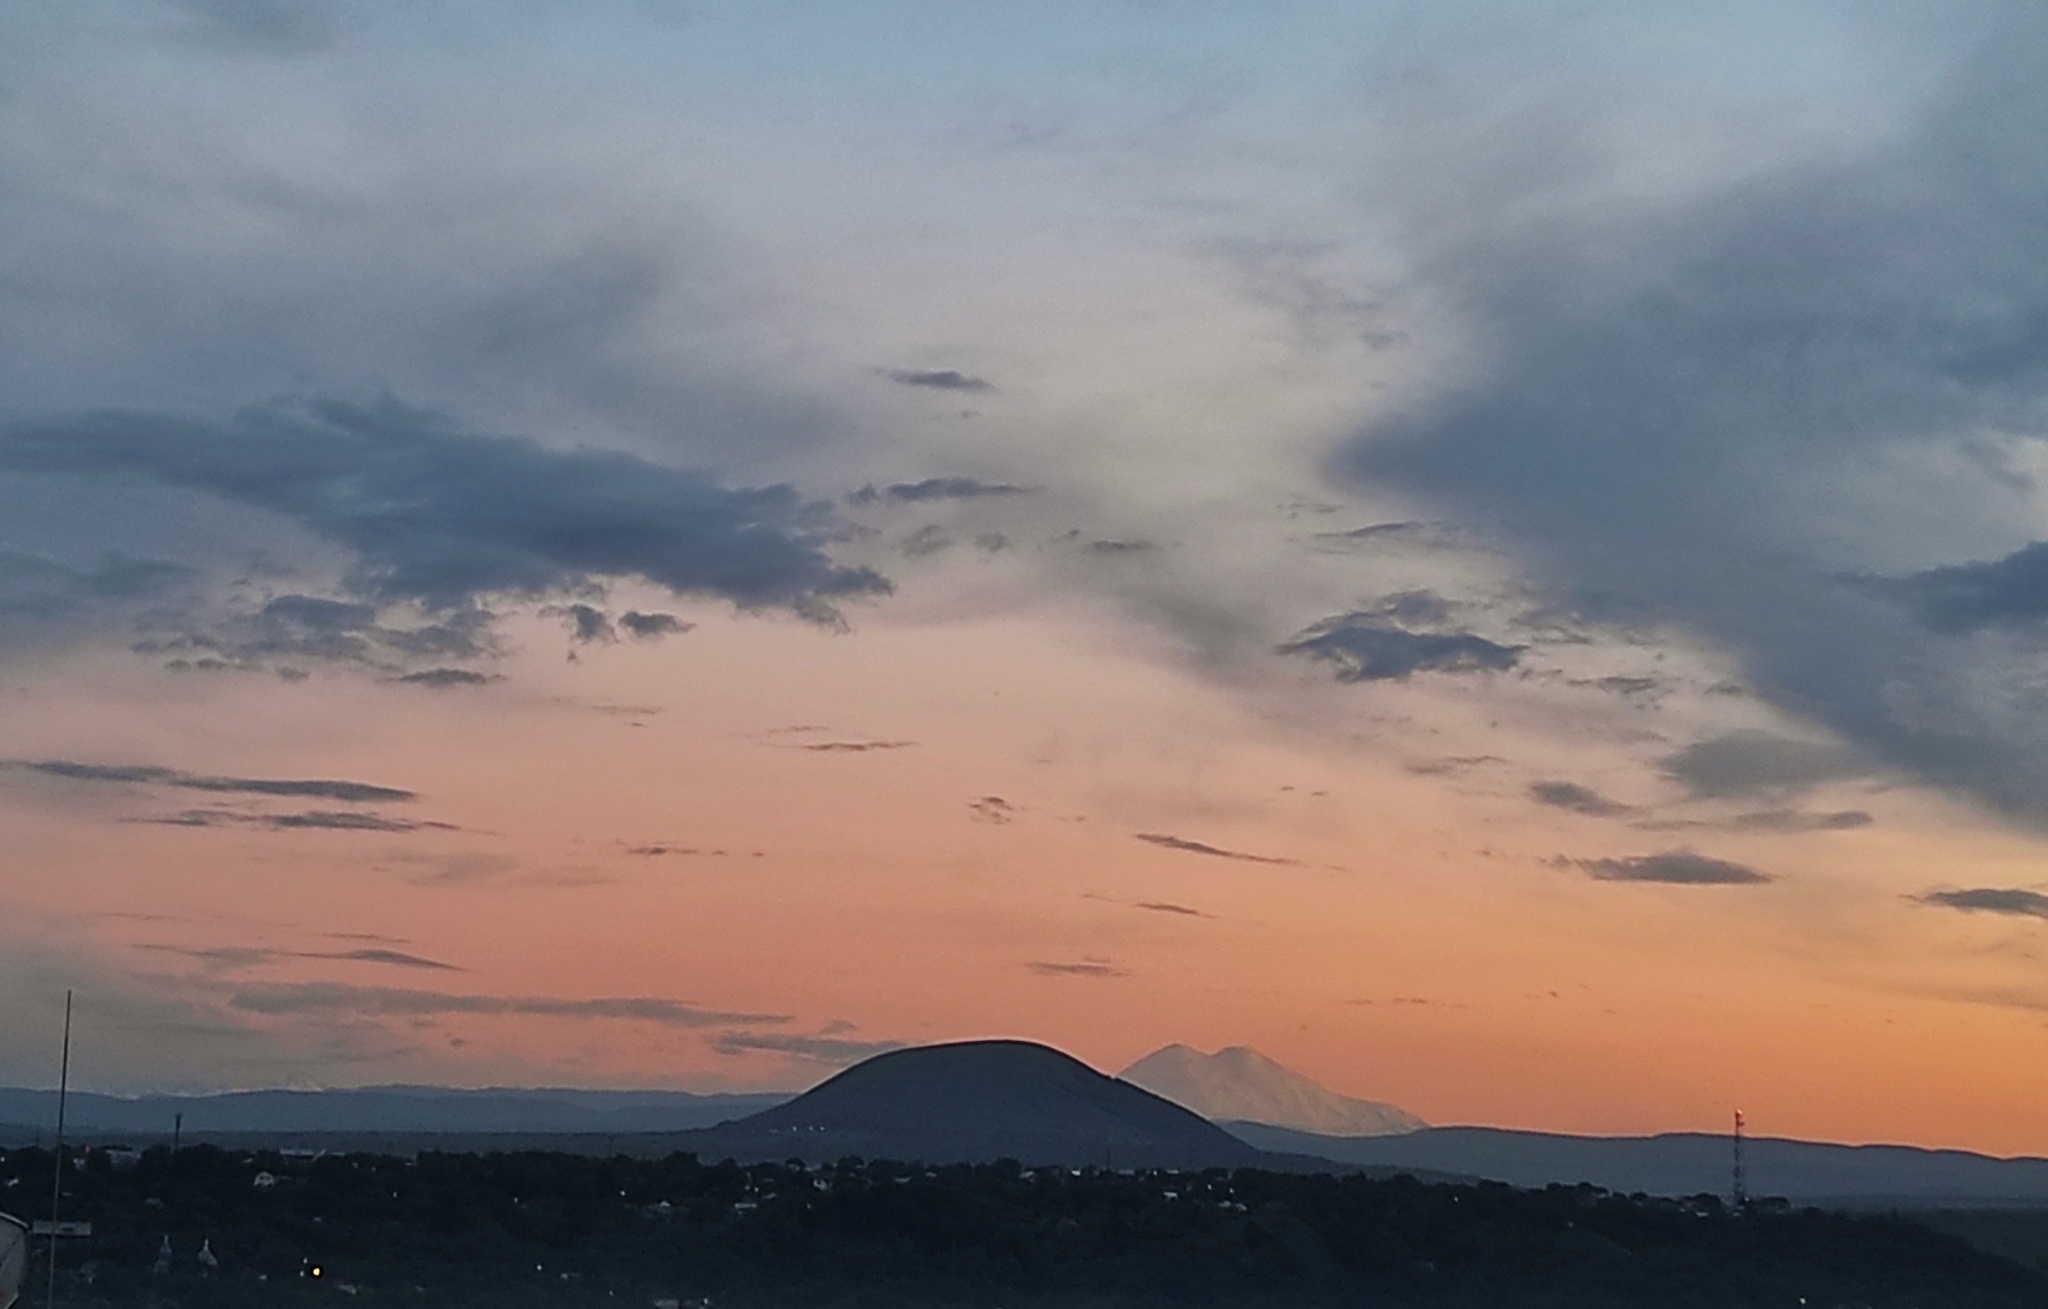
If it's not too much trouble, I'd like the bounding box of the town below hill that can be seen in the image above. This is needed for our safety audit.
[4,1142,2045,1308]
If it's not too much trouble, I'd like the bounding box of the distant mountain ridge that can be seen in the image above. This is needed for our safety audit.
[17,1046,2048,1208]
[0,1085,789,1137]
[1122,1044,1424,1137]
[1228,1122,2048,1206]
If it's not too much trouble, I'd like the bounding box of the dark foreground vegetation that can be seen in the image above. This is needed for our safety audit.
[3,1144,2042,1308]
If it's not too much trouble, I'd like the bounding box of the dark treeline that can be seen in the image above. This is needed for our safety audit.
[2,1144,2042,1308]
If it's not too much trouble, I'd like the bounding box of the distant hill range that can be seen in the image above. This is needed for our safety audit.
[11,1042,2048,1206]
[1122,1044,1424,1137]
[1227,1122,2048,1207]
[0,1084,786,1138]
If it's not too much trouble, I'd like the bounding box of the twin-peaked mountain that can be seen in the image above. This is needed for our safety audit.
[1121,1044,1425,1137]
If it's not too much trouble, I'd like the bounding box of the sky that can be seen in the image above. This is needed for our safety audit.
[3,0,2048,1155]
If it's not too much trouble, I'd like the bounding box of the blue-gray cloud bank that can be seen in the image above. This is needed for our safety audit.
[0,398,888,622]
[1342,12,2048,822]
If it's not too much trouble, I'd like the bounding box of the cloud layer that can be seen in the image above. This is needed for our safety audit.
[1572,852,1773,886]
[0,398,888,622]
[1343,10,2048,820]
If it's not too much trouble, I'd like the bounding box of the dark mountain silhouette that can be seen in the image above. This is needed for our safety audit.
[1228,1122,2048,1205]
[687,1039,1278,1169]
[0,1085,786,1138]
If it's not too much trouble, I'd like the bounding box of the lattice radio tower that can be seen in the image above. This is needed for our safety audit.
[1731,1109,1747,1210]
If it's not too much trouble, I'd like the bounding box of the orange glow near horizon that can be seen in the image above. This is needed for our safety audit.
[5,593,2048,1160]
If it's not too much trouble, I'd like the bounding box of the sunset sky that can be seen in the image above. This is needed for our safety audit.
[5,1,2048,1156]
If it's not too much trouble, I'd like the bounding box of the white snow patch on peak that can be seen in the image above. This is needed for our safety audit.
[1120,1044,1424,1137]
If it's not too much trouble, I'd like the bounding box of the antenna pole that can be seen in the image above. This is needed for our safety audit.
[1731,1109,1746,1212]
[46,990,72,1309]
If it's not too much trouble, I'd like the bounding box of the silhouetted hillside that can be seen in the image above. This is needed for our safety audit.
[698,1040,1271,1169]
[1229,1123,2048,1205]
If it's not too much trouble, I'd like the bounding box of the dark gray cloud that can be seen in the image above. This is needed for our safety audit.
[848,476,1028,504]
[1572,852,1773,886]
[1340,15,2048,819]
[1661,732,1866,799]
[1915,887,2048,920]
[1025,960,1129,978]
[1875,542,2048,634]
[549,602,616,644]
[1279,602,1522,682]
[1134,832,1299,866]
[0,398,888,621]
[799,740,916,753]
[878,368,995,392]
[1528,780,1634,818]
[145,808,455,833]
[143,943,459,971]
[225,982,790,1027]
[395,668,496,688]
[132,591,499,676]
[11,760,414,803]
[968,795,1015,824]
[710,1030,904,1062]
[619,610,690,639]
[1133,901,1209,917]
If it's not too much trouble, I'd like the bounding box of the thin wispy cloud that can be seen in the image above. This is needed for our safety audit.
[799,740,916,754]
[1569,852,1773,886]
[1134,833,1299,866]
[1025,960,1129,978]
[1133,901,1211,918]
[11,760,415,803]
[1528,781,1635,818]
[878,368,995,393]
[142,943,461,971]
[711,1030,905,1063]
[140,809,455,833]
[226,982,790,1028]
[395,668,497,688]
[1914,888,2048,920]
[849,477,1028,504]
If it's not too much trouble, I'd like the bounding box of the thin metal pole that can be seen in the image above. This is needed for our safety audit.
[1732,1109,1746,1211]
[45,990,72,1309]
